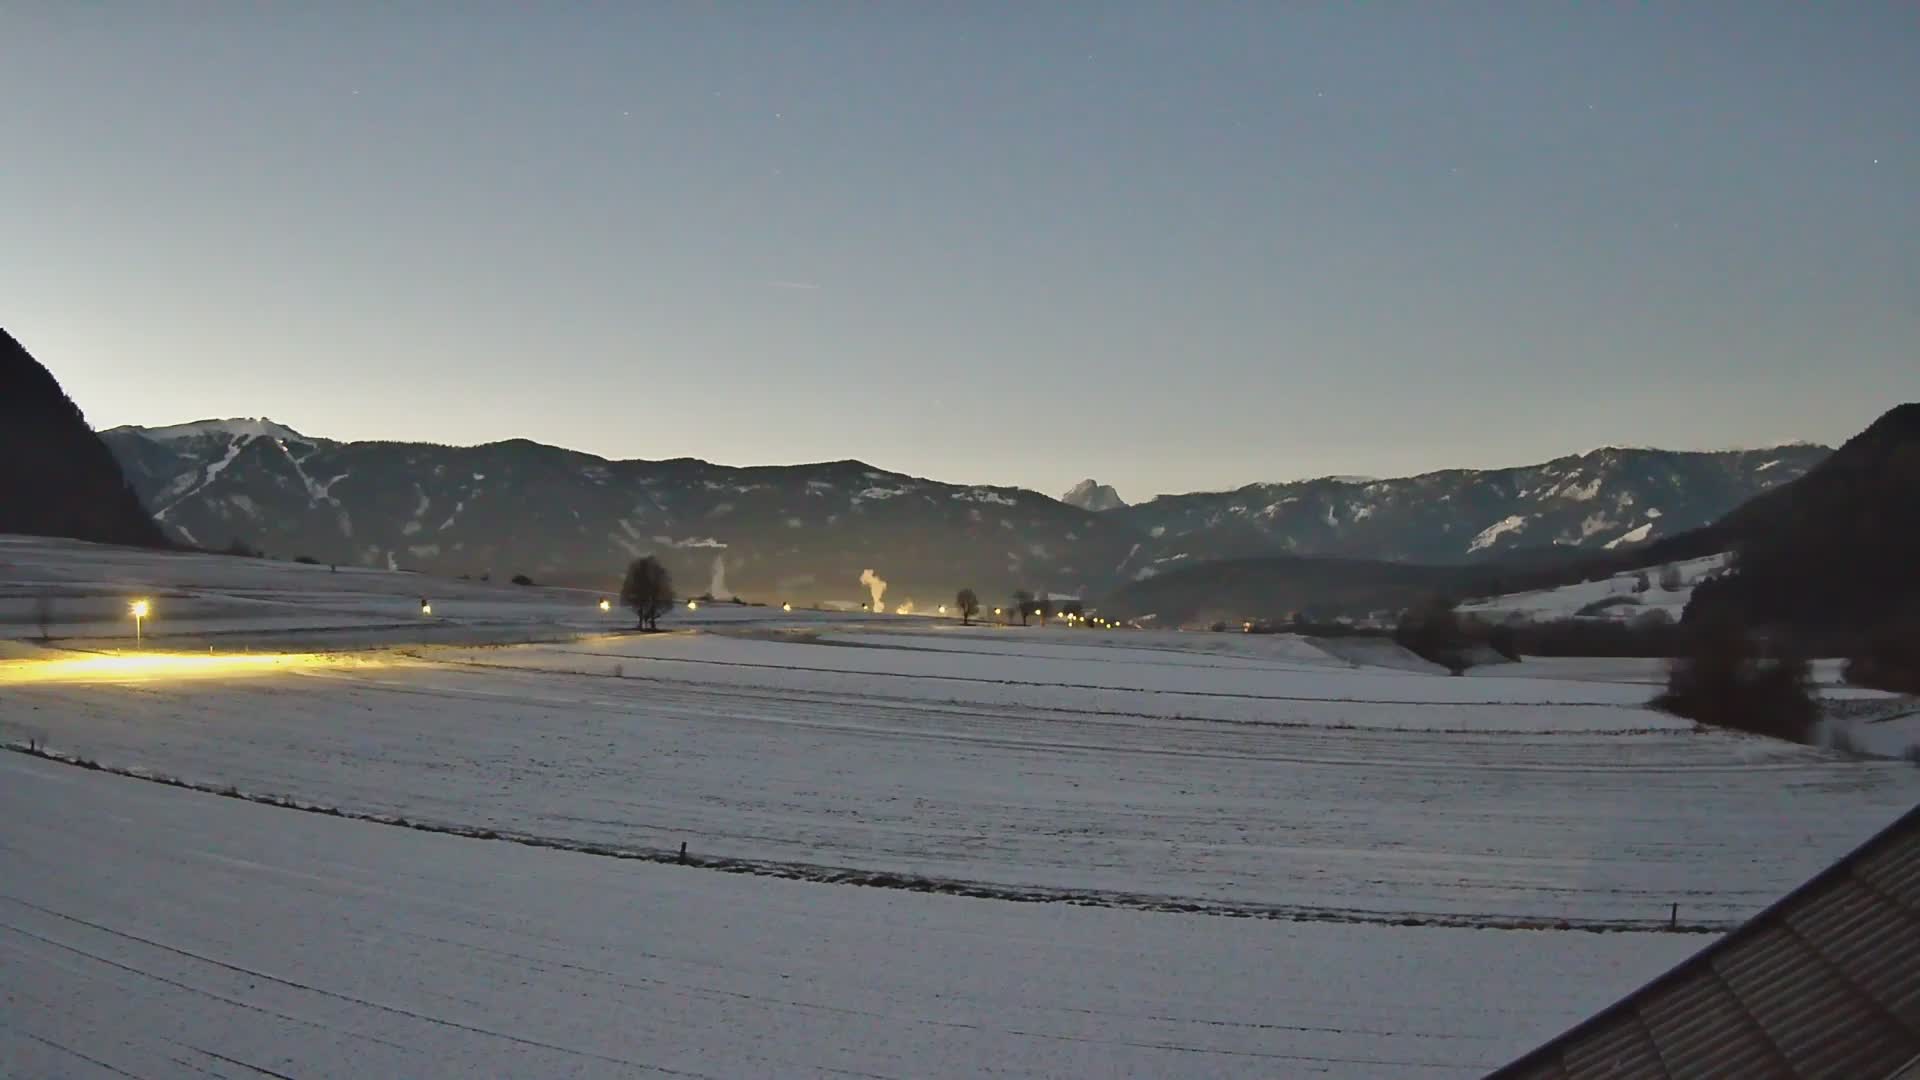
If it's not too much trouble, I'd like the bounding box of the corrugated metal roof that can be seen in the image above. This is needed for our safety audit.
[1492,802,1920,1080]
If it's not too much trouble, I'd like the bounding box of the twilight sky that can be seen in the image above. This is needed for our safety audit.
[2,4,1914,500]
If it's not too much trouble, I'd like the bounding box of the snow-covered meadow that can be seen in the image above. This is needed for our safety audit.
[1456,553,1729,624]
[4,535,1918,1077]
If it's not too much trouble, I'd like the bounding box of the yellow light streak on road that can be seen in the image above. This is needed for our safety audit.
[0,651,373,686]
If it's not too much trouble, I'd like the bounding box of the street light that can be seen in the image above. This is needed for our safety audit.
[598,598,612,613]
[687,600,699,611]
[129,599,150,645]
[782,602,792,612]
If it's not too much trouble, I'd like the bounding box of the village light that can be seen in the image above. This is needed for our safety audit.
[129,598,150,644]
[420,601,432,616]
[598,598,612,613]
[782,602,793,612]
[938,605,947,614]
[688,600,699,611]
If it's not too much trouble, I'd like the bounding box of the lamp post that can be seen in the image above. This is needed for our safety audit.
[129,599,150,646]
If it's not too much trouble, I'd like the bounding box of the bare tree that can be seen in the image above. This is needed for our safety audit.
[1011,589,1034,626]
[955,588,980,626]
[621,556,675,631]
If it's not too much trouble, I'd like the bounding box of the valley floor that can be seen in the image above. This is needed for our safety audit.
[3,535,1917,1076]
[1,753,1701,1079]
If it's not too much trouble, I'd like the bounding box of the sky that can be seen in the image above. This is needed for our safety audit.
[2,4,1914,500]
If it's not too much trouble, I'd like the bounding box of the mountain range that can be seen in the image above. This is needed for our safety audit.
[101,418,1127,607]
[97,415,1825,606]
[1110,403,1917,631]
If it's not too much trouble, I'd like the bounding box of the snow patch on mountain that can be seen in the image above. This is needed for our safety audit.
[157,435,252,517]
[652,536,728,549]
[1467,515,1529,553]
[1604,522,1654,549]
[1559,476,1604,501]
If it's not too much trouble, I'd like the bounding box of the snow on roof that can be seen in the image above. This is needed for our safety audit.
[1491,802,1920,1079]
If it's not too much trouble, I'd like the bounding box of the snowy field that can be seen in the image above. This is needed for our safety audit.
[1,754,1704,1078]
[1457,553,1729,624]
[5,535,1920,1076]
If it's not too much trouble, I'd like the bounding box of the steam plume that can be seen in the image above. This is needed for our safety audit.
[859,568,887,612]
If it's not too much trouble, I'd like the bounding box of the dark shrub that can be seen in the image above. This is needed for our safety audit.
[1394,596,1472,673]
[1486,621,1521,662]
[1654,622,1818,743]
[1843,621,1920,695]
[511,574,534,586]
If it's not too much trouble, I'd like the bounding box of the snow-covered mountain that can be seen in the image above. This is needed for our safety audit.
[101,420,1127,603]
[102,420,1828,600]
[1107,445,1827,579]
[1060,479,1125,512]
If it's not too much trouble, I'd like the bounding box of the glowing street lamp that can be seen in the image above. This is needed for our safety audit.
[598,598,612,613]
[938,605,947,615]
[782,602,793,612]
[687,600,699,611]
[129,599,150,645]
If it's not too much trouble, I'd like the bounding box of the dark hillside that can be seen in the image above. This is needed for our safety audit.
[0,329,167,548]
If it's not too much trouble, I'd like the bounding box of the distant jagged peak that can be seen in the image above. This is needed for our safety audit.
[1061,478,1126,511]
[119,417,311,444]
